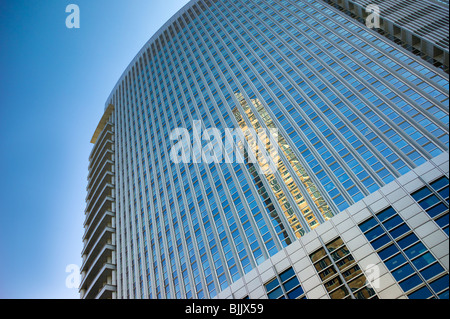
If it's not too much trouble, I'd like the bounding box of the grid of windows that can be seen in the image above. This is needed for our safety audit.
[359,206,449,299]
[309,237,377,299]
[102,0,449,299]
[264,267,306,299]
[411,176,449,236]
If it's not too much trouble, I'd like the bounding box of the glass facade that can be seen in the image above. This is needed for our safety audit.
[359,206,449,299]
[411,176,449,235]
[87,0,449,299]
[264,267,306,299]
[310,237,377,299]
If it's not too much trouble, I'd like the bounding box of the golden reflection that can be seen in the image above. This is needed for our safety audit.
[232,92,334,238]
[310,237,378,299]
[329,286,349,299]
[232,94,305,238]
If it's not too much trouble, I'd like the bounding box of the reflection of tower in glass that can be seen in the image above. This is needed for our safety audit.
[82,0,449,300]
[240,136,293,248]
[233,92,336,238]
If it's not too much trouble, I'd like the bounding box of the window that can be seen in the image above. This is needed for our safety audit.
[310,237,377,299]
[411,177,449,236]
[359,206,448,299]
[264,267,306,299]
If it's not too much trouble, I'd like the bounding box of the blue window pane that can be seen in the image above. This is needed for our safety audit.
[389,224,411,238]
[435,214,449,229]
[399,274,423,292]
[418,195,440,210]
[283,277,300,292]
[287,286,304,299]
[430,275,449,294]
[359,217,377,233]
[430,177,449,191]
[438,187,449,199]
[397,233,419,249]
[279,267,295,282]
[411,187,432,201]
[376,207,397,222]
[426,203,448,218]
[420,262,445,280]
[411,252,436,270]
[385,253,407,270]
[265,278,280,292]
[404,242,427,259]
[371,234,391,250]
[365,225,385,241]
[383,215,403,230]
[438,290,449,299]
[267,286,283,299]
[408,286,433,299]
[378,244,399,260]
[392,263,415,281]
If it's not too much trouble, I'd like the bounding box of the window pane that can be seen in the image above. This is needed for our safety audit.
[438,187,449,199]
[383,215,403,230]
[435,214,449,229]
[438,290,449,299]
[283,277,300,292]
[354,286,377,299]
[324,276,343,292]
[418,195,440,210]
[389,223,411,238]
[408,286,433,299]
[371,234,391,250]
[336,254,356,271]
[430,177,449,191]
[330,246,350,262]
[365,225,385,241]
[378,244,399,260]
[426,203,448,218]
[359,217,377,233]
[385,253,407,270]
[347,274,367,291]
[376,207,397,222]
[326,237,345,252]
[342,265,362,282]
[397,233,419,249]
[430,275,449,294]
[399,274,423,292]
[329,286,349,299]
[420,262,445,280]
[310,248,327,263]
[279,267,295,282]
[267,286,283,299]
[314,257,333,272]
[411,187,432,201]
[265,277,280,292]
[411,252,436,270]
[319,265,338,281]
[404,242,427,259]
[287,286,304,299]
[392,263,415,281]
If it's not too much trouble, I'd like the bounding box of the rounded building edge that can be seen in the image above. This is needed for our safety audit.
[104,0,199,111]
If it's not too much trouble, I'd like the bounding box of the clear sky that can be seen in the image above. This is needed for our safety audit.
[0,0,190,299]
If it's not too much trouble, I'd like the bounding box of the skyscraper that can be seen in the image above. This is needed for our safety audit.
[80,0,449,299]
[321,0,449,72]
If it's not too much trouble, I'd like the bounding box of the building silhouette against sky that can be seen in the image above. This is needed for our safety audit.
[80,0,449,299]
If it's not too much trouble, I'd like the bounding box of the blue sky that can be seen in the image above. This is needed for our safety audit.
[0,0,189,299]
